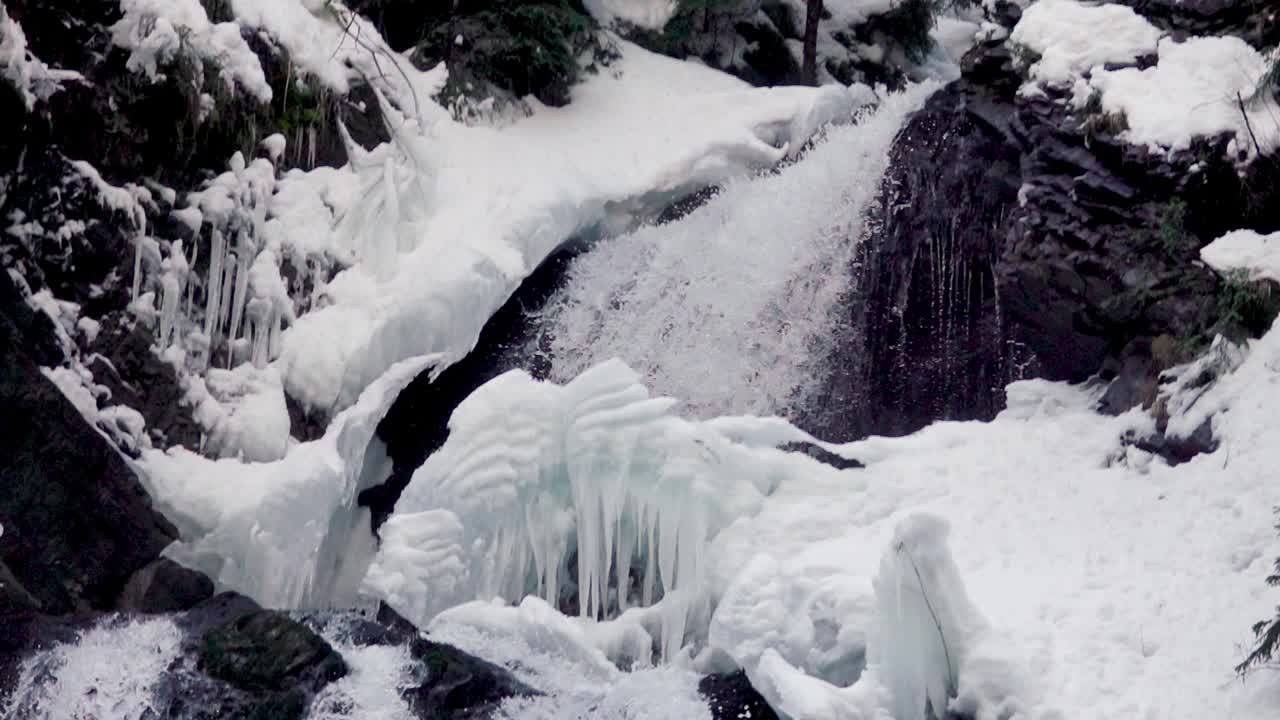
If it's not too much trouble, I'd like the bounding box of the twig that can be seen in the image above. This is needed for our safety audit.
[898,542,958,697]
[1237,91,1264,157]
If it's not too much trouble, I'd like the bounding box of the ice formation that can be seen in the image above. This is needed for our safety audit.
[363,359,808,658]
[137,355,435,608]
[1201,229,1280,283]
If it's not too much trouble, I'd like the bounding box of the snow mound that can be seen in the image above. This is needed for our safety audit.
[1010,0,1161,85]
[363,358,794,658]
[1201,229,1280,283]
[1088,36,1280,154]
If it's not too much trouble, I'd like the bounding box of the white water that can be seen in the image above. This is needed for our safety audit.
[538,83,936,420]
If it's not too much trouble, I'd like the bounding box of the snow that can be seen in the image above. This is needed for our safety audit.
[0,6,82,110]
[538,83,936,419]
[1088,36,1280,154]
[111,0,272,103]
[1,617,183,719]
[428,597,714,720]
[1201,229,1280,283]
[275,40,863,414]
[1009,0,1161,85]
[137,354,435,608]
[584,0,680,31]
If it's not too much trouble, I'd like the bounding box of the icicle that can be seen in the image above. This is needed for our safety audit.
[216,251,238,347]
[131,235,144,305]
[203,229,226,343]
[246,297,271,368]
[227,231,254,347]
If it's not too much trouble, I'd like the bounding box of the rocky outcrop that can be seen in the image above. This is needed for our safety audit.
[0,271,179,616]
[805,9,1280,441]
[700,671,780,720]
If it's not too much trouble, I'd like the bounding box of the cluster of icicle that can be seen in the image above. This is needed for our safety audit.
[364,358,786,659]
[129,143,294,374]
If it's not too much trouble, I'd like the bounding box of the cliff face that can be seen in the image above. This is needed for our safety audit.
[804,0,1280,441]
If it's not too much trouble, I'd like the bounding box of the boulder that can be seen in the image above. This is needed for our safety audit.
[0,273,178,616]
[116,558,216,614]
[700,671,779,720]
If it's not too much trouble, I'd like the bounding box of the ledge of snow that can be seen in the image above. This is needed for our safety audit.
[1201,229,1280,283]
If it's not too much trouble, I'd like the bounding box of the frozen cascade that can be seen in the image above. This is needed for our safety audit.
[534,83,937,419]
[363,359,816,659]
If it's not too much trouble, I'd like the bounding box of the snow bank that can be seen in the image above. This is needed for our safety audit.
[1201,229,1280,283]
[539,83,936,419]
[1009,0,1160,85]
[1089,36,1280,154]
[277,40,862,414]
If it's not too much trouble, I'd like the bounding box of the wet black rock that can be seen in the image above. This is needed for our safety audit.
[116,558,217,614]
[805,30,1280,442]
[198,610,348,693]
[700,671,780,720]
[365,244,583,530]
[0,274,178,616]
[779,442,865,470]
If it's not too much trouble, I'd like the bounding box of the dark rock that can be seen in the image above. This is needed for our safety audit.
[411,1,607,112]
[402,635,539,719]
[0,274,178,616]
[700,671,779,720]
[197,609,348,694]
[86,316,203,451]
[804,32,1280,442]
[116,558,216,614]
[779,442,864,470]
[0,559,43,614]
[1113,0,1279,48]
[178,591,264,637]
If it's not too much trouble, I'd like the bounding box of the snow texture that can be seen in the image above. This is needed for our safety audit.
[583,0,680,30]
[1201,229,1280,283]
[111,0,272,102]
[1088,35,1280,154]
[0,6,82,110]
[1009,0,1161,85]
